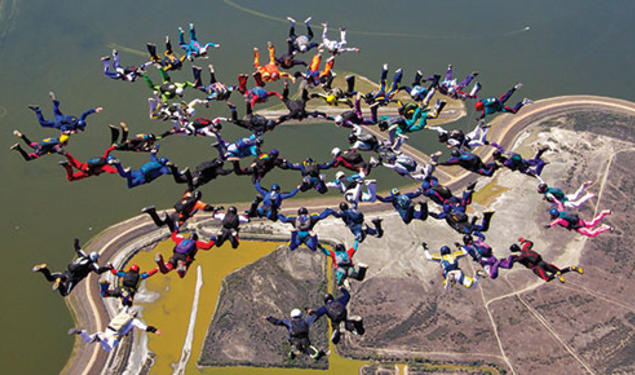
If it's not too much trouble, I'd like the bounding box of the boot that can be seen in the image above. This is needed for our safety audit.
[348,315,365,335]
[371,218,383,238]
[32,263,47,272]
[330,328,341,344]
[155,253,170,274]
[355,263,368,281]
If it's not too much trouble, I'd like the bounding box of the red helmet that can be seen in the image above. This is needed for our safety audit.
[129,264,140,272]
[474,101,484,111]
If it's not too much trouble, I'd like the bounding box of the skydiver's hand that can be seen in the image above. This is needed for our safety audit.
[421,242,428,249]
[543,224,551,229]
[155,330,162,336]
[95,107,104,113]
[454,242,461,248]
[74,238,80,248]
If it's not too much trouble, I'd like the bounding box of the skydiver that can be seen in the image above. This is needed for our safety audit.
[143,67,196,103]
[142,190,216,231]
[474,83,532,120]
[100,49,151,82]
[172,116,226,138]
[426,120,490,150]
[58,146,118,181]
[286,16,319,54]
[295,53,335,87]
[376,188,428,224]
[264,308,326,360]
[319,241,368,287]
[212,132,263,160]
[363,64,403,106]
[108,146,172,188]
[246,181,301,221]
[99,264,158,306]
[68,306,160,352]
[308,287,365,344]
[546,203,613,238]
[32,238,111,297]
[331,147,380,176]
[227,101,283,135]
[168,158,233,191]
[326,171,377,205]
[422,242,478,289]
[28,91,103,133]
[208,206,250,249]
[332,202,383,242]
[277,80,329,122]
[435,148,499,177]
[236,73,284,109]
[278,207,337,251]
[232,149,288,183]
[310,74,356,107]
[147,35,186,72]
[155,230,215,278]
[348,125,399,153]
[419,175,455,206]
[377,99,446,136]
[274,39,308,69]
[431,64,480,99]
[192,64,235,102]
[491,143,548,177]
[252,42,296,84]
[178,23,219,61]
[108,122,170,152]
[460,234,513,279]
[397,70,436,102]
[10,130,69,161]
[283,157,336,194]
[147,94,188,122]
[429,204,494,237]
[381,152,435,181]
[333,94,379,128]
[319,23,360,56]
[509,238,584,283]
[537,180,595,210]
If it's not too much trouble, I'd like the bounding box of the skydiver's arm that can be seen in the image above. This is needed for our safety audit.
[318,159,337,169]
[196,238,216,250]
[375,194,392,203]
[171,230,184,245]
[423,250,441,262]
[281,187,300,200]
[141,268,159,278]
[407,190,423,199]
[317,208,336,220]
[312,306,328,318]
[238,215,250,223]
[254,180,268,196]
[96,265,113,274]
[338,287,351,305]
[453,249,468,258]
[73,238,87,258]
[283,161,304,172]
[277,213,295,224]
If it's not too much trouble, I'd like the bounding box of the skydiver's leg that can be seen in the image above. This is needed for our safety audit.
[33,266,64,282]
[387,68,403,96]
[457,71,478,89]
[531,265,553,282]
[52,99,64,118]
[567,181,592,202]
[141,206,168,227]
[288,231,301,251]
[11,144,36,161]
[474,211,494,232]
[499,87,516,104]
[445,64,453,81]
[414,201,428,221]
[29,106,56,128]
[189,23,197,41]
[581,210,611,228]
[577,225,612,237]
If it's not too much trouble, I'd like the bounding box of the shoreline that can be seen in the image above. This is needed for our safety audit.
[63,95,635,374]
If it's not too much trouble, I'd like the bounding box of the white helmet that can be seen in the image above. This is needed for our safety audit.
[175,87,185,96]
[335,171,346,180]
[290,308,302,319]
[331,147,341,158]
[89,252,99,262]
[334,115,344,126]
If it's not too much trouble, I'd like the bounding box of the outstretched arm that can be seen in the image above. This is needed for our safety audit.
[281,186,301,200]
[423,250,441,262]
[254,180,268,196]
[277,213,295,224]
[317,208,336,220]
[73,238,87,258]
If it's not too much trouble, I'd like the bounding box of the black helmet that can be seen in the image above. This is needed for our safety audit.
[440,245,451,255]
[510,244,521,252]
[227,206,237,214]
[298,207,308,215]
[463,235,473,245]
[193,190,202,201]
[335,244,346,252]
[304,157,313,164]
[339,202,349,211]
[537,183,548,193]
[323,293,334,304]
[191,232,199,241]
[438,133,448,143]
[348,133,357,143]
[493,150,502,158]
[450,149,460,157]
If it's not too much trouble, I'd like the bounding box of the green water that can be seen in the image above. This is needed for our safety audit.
[0,0,633,373]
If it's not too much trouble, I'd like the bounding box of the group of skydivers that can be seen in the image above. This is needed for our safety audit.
[21,19,614,361]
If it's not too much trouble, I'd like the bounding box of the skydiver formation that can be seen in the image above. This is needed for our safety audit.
[18,18,613,362]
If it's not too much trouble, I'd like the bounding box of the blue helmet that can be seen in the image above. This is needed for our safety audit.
[420,180,430,190]
[549,208,559,217]
[269,149,279,156]
[390,188,400,196]
[160,157,169,164]
[271,183,280,191]
[440,246,451,255]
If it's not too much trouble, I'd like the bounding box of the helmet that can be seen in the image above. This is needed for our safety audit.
[193,190,202,201]
[492,150,501,158]
[213,158,224,167]
[290,308,302,318]
[191,232,199,241]
[549,208,559,217]
[438,133,448,143]
[256,136,264,145]
[269,149,279,156]
[271,72,280,80]
[335,244,346,252]
[339,202,349,211]
[440,246,451,255]
[463,235,473,245]
[59,134,70,144]
[298,207,308,215]
[348,133,356,143]
[334,115,344,126]
[537,183,548,193]
[331,147,341,158]
[390,188,400,196]
[304,157,313,164]
[335,171,346,180]
[146,133,156,141]
[89,252,99,262]
[175,87,185,96]
[323,293,334,304]
[160,157,169,164]
[227,206,237,214]
[420,180,430,190]
[474,101,484,111]
[509,244,521,252]
[271,183,280,191]
[129,264,140,272]
[450,149,460,157]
